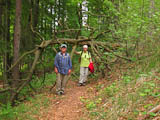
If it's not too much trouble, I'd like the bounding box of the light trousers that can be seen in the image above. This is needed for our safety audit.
[79,67,88,84]
[56,73,69,92]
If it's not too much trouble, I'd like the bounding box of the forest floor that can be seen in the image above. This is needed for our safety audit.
[32,64,160,120]
[3,63,160,120]
[34,78,104,120]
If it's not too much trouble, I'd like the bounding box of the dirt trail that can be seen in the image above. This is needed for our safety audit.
[37,80,97,120]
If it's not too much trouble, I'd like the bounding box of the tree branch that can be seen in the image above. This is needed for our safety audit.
[139,105,160,120]
[7,49,36,72]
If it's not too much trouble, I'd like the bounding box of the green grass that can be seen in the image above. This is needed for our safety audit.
[0,73,57,120]
[0,94,53,120]
[82,70,160,120]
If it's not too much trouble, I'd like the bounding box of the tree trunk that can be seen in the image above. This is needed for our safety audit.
[0,0,3,26]
[33,0,39,28]
[30,0,39,48]
[149,0,155,36]
[12,0,22,87]
[4,0,11,85]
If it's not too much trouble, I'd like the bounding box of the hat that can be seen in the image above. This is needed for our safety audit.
[61,44,67,48]
[83,45,88,49]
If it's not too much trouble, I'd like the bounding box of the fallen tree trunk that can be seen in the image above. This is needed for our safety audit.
[7,29,131,104]
[8,38,122,74]
[4,8,132,104]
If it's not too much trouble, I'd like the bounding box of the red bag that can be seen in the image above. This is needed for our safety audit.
[88,63,94,73]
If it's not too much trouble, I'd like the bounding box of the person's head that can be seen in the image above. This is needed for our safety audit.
[83,45,88,52]
[60,44,67,53]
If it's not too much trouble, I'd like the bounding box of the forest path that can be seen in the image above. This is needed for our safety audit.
[36,79,99,120]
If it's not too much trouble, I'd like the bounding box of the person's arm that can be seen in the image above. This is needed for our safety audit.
[89,52,93,63]
[54,67,58,74]
[54,54,59,74]
[68,55,72,75]
[89,58,93,63]
[74,51,81,55]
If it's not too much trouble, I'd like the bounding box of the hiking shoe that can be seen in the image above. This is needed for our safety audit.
[56,91,61,95]
[77,83,83,86]
[60,90,65,95]
[82,83,86,86]
[56,91,64,95]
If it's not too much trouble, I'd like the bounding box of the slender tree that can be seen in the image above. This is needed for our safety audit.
[4,0,11,84]
[12,0,22,87]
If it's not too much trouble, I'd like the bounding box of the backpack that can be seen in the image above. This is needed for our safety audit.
[78,51,91,63]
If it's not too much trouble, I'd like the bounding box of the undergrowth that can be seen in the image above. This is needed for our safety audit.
[0,73,56,120]
[81,60,160,120]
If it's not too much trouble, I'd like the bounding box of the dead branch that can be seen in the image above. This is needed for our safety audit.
[90,41,101,63]
[8,28,127,103]
[52,45,57,53]
[140,105,160,120]
[91,43,101,58]
[100,44,132,61]
[110,52,132,61]
[7,49,36,72]
[7,38,89,73]
[70,44,77,60]
[0,88,11,93]
[7,36,123,74]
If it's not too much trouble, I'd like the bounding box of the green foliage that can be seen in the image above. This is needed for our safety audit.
[1,0,160,119]
[0,72,56,120]
[139,81,156,97]
[149,112,157,117]
[0,103,13,119]
[83,69,160,119]
[0,94,52,120]
[104,83,119,97]
[86,101,96,110]
[122,75,132,84]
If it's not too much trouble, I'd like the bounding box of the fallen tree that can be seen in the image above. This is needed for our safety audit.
[6,10,133,104]
[8,35,132,104]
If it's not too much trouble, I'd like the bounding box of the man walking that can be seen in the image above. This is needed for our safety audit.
[54,44,72,95]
